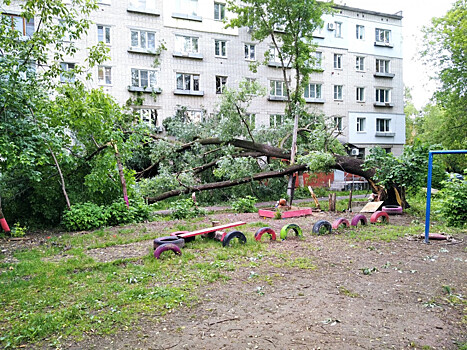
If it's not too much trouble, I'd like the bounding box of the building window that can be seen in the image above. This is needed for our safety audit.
[131,68,157,88]
[355,56,365,71]
[356,117,366,132]
[376,118,390,132]
[269,114,284,128]
[129,0,157,11]
[3,13,34,36]
[334,22,342,38]
[375,88,391,103]
[216,76,227,94]
[246,113,256,130]
[333,85,343,100]
[176,73,200,91]
[97,25,111,44]
[139,108,158,127]
[333,54,342,69]
[356,87,365,102]
[312,51,322,69]
[175,0,198,16]
[244,44,256,61]
[175,35,199,54]
[98,66,112,85]
[60,62,75,83]
[214,2,225,20]
[333,116,343,131]
[215,40,227,57]
[304,83,322,99]
[269,46,283,63]
[375,28,391,44]
[131,30,156,50]
[356,25,365,40]
[376,59,390,73]
[270,80,287,98]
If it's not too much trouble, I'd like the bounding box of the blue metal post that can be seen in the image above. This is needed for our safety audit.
[424,152,434,244]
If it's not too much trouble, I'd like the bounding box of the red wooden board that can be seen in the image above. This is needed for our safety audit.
[258,208,312,218]
[175,221,246,238]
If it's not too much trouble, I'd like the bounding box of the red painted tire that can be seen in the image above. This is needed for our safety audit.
[350,214,367,226]
[0,218,10,233]
[312,220,332,235]
[254,227,276,241]
[382,205,403,215]
[370,211,389,224]
[332,218,350,229]
[153,236,185,250]
[154,243,182,259]
[222,231,247,247]
[170,230,195,243]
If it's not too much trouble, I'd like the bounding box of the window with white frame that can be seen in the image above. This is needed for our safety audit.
[334,22,342,38]
[269,46,282,63]
[216,76,227,94]
[139,108,158,127]
[356,117,366,132]
[131,68,157,88]
[270,80,287,98]
[375,88,391,103]
[175,35,199,54]
[269,114,284,128]
[214,2,225,20]
[375,28,391,44]
[3,13,35,36]
[304,83,322,99]
[59,19,72,41]
[97,25,111,44]
[60,62,75,83]
[98,66,111,85]
[214,40,226,57]
[355,56,365,71]
[333,54,342,69]
[376,59,390,73]
[356,87,365,102]
[356,25,365,40]
[129,0,157,11]
[333,85,343,100]
[131,29,156,50]
[333,116,343,131]
[376,118,390,132]
[246,113,256,130]
[175,0,198,16]
[244,44,256,60]
[176,73,200,91]
[312,51,323,69]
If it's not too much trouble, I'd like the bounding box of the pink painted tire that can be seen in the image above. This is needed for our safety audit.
[154,243,182,259]
[350,214,367,227]
[382,205,403,215]
[254,227,276,241]
[370,211,389,224]
[153,236,185,250]
[332,218,350,229]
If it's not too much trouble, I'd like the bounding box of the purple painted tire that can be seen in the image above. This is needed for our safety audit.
[370,211,389,224]
[332,218,350,229]
[153,236,185,250]
[350,214,368,227]
[254,227,277,241]
[222,231,247,247]
[154,243,182,259]
[382,205,403,215]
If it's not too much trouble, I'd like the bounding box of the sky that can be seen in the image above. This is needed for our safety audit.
[336,0,456,109]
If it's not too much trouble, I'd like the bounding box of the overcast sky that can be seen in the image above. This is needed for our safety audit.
[336,0,455,109]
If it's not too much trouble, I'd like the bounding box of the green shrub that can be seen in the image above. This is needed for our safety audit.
[61,202,109,231]
[106,199,151,226]
[170,198,206,220]
[437,179,467,227]
[10,222,27,237]
[231,196,257,213]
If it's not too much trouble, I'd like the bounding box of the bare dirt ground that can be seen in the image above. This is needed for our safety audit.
[2,211,466,349]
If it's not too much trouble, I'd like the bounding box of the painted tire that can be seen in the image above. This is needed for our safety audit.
[370,211,389,224]
[222,231,247,247]
[350,214,368,227]
[153,236,185,250]
[154,243,182,259]
[170,230,195,243]
[312,220,332,235]
[0,218,10,233]
[382,205,403,215]
[332,218,350,229]
[280,223,303,240]
[254,227,277,241]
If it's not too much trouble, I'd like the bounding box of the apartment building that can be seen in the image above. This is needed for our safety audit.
[2,0,405,156]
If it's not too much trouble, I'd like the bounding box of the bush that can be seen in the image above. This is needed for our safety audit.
[61,202,109,231]
[106,199,151,226]
[437,179,467,227]
[170,198,206,220]
[231,196,257,213]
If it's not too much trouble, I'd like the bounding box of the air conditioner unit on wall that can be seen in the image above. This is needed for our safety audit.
[351,148,359,156]
[327,22,335,30]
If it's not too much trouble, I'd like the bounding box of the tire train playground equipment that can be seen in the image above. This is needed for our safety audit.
[153,210,392,259]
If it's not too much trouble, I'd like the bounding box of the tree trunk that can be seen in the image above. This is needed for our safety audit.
[49,147,71,210]
[113,143,130,209]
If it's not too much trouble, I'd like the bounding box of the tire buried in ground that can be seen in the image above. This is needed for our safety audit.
[222,230,247,247]
[254,227,277,241]
[312,220,332,235]
[332,217,350,229]
[280,223,303,240]
[351,214,368,227]
[370,211,390,224]
[154,243,182,259]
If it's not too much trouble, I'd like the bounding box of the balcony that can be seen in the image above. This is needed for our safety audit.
[374,102,394,108]
[127,6,160,16]
[127,86,162,93]
[173,89,204,96]
[171,13,202,22]
[172,51,203,60]
[374,72,395,78]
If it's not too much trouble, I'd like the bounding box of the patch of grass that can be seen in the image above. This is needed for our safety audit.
[338,286,360,298]
[340,223,421,242]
